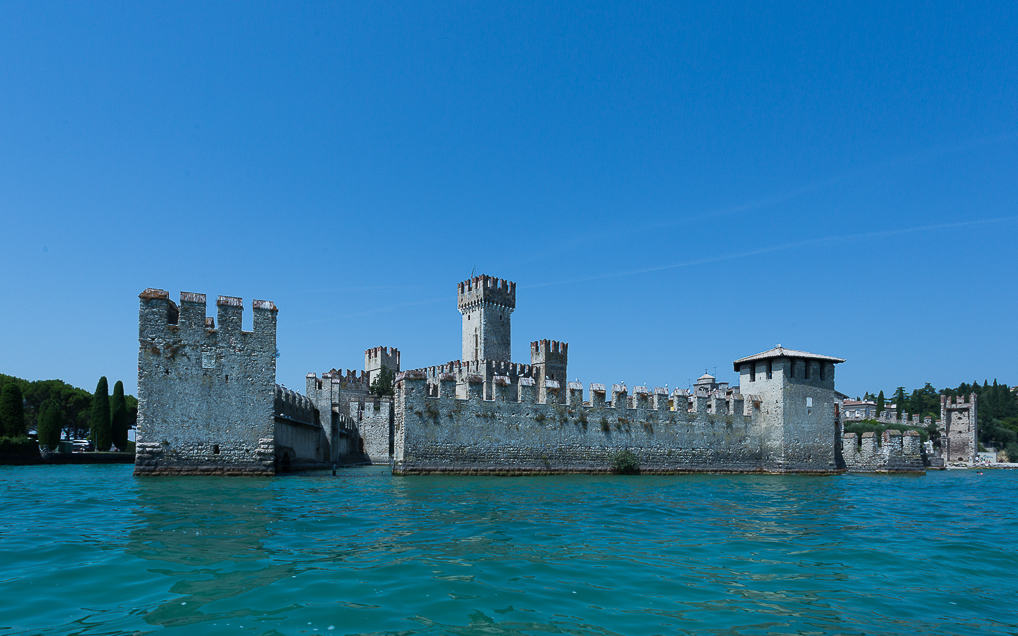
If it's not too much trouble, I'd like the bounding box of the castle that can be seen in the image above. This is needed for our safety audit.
[134,275,969,476]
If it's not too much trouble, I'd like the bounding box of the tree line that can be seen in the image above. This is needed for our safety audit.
[857,379,1018,460]
[0,373,138,453]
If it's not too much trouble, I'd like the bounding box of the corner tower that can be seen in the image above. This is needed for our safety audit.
[734,345,845,473]
[457,275,515,362]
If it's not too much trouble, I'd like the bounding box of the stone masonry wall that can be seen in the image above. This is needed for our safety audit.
[272,385,330,470]
[348,398,393,464]
[841,430,924,473]
[393,372,766,475]
[135,290,278,476]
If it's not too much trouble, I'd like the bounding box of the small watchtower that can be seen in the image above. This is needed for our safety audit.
[364,346,400,384]
[457,275,515,362]
[734,345,845,473]
[530,339,568,386]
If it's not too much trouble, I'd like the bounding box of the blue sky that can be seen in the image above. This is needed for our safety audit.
[1,2,1016,398]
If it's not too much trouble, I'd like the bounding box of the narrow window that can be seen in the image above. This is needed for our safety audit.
[750,364,756,382]
[819,364,825,381]
[213,444,220,455]
[804,361,810,379]
[767,360,773,379]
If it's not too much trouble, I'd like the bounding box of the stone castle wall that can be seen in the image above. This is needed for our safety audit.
[393,372,774,475]
[841,430,924,473]
[348,399,393,464]
[272,385,331,470]
[135,290,278,475]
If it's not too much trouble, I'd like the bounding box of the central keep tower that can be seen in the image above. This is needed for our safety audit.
[458,275,515,362]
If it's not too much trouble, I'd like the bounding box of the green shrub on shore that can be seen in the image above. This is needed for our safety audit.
[0,436,39,456]
[611,449,640,475]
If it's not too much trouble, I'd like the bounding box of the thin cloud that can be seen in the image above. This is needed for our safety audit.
[522,215,1018,290]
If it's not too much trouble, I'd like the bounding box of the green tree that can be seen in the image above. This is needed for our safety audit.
[369,367,395,397]
[110,380,128,451]
[876,391,885,417]
[90,377,111,452]
[0,382,26,438]
[893,387,906,420]
[37,400,62,449]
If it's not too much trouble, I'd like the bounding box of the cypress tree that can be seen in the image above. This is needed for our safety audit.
[110,380,128,451]
[893,387,906,420]
[0,383,26,438]
[90,377,111,452]
[37,400,62,450]
[876,391,885,417]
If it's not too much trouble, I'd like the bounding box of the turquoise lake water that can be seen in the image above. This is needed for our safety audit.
[1,466,1016,635]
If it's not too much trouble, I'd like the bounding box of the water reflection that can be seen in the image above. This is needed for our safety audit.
[127,477,298,629]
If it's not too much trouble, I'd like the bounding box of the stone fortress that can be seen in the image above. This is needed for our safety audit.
[134,275,976,476]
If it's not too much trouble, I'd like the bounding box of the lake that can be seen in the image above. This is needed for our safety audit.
[1,465,1015,634]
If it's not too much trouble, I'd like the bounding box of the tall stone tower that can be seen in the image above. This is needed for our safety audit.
[530,339,568,385]
[734,346,845,473]
[940,393,978,463]
[457,275,515,362]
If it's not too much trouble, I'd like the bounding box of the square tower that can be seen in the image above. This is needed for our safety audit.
[457,275,515,362]
[734,346,845,473]
[364,346,401,384]
[530,339,568,385]
[939,394,978,463]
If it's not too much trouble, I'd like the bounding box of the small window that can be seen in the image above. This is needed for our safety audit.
[766,360,773,379]
[806,397,813,407]
[213,444,220,455]
[819,364,825,381]
[750,364,756,382]
[804,362,810,379]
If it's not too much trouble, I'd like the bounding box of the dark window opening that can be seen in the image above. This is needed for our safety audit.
[819,365,825,381]
[750,364,756,382]
[804,362,810,379]
[213,444,220,454]
[767,361,773,379]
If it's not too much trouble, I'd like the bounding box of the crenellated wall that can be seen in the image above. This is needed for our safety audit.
[272,384,331,470]
[392,372,776,475]
[840,430,924,473]
[135,290,279,475]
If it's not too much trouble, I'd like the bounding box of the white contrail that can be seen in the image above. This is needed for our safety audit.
[522,215,1018,290]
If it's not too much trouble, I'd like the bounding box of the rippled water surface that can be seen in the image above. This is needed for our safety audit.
[1,465,1016,634]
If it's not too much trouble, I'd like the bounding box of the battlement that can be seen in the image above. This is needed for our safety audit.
[398,373,747,419]
[139,289,277,340]
[456,275,516,310]
[322,368,370,385]
[365,346,400,363]
[274,385,318,426]
[840,428,923,473]
[530,339,568,357]
[942,393,977,409]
